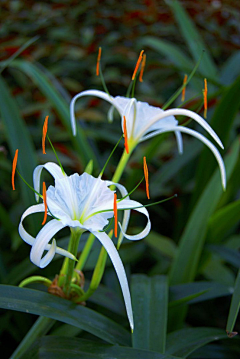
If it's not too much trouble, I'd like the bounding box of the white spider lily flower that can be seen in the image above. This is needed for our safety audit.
[18,162,151,331]
[70,90,226,189]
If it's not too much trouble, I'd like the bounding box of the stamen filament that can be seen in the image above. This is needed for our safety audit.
[132,50,144,81]
[96,47,102,77]
[181,74,188,102]
[42,115,49,154]
[143,156,150,199]
[12,149,18,190]
[203,78,208,118]
[123,116,129,154]
[114,193,118,237]
[42,182,47,225]
[139,54,146,82]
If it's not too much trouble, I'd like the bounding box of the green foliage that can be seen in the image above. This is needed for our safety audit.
[1,1,240,358]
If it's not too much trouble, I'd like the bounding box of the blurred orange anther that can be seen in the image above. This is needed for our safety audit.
[123,116,129,154]
[12,149,18,190]
[139,54,146,82]
[42,116,49,154]
[132,50,144,81]
[96,47,102,76]
[203,78,208,118]
[143,156,150,200]
[114,193,118,237]
[181,74,188,102]
[42,182,48,225]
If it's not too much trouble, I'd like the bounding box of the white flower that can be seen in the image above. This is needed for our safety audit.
[18,162,151,330]
[70,90,226,189]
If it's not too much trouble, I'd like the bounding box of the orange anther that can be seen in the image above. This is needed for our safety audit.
[96,47,102,76]
[139,54,146,82]
[181,74,188,102]
[12,149,18,190]
[42,182,48,225]
[42,116,49,154]
[123,116,129,154]
[113,193,118,237]
[132,50,144,81]
[143,156,150,200]
[203,78,208,118]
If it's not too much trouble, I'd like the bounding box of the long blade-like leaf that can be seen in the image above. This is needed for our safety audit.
[10,60,98,167]
[166,327,227,357]
[226,268,240,335]
[170,139,239,285]
[167,0,218,79]
[0,75,37,207]
[0,285,130,346]
[131,275,168,353]
[22,337,182,359]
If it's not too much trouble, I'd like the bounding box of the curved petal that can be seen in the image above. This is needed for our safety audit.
[92,199,151,241]
[91,230,134,331]
[30,219,69,268]
[140,108,224,149]
[117,200,151,240]
[33,162,65,202]
[70,90,114,136]
[175,131,183,154]
[142,126,226,189]
[105,181,130,248]
[18,204,75,260]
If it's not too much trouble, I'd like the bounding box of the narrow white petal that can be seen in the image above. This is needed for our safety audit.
[18,205,75,260]
[122,98,137,137]
[33,162,65,202]
[141,108,224,149]
[117,200,151,240]
[142,126,226,189]
[175,131,183,154]
[30,219,69,268]
[92,230,134,331]
[106,181,130,247]
[94,199,151,241]
[70,90,114,136]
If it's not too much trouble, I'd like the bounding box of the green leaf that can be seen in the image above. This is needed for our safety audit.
[144,231,177,259]
[166,327,227,358]
[11,316,54,359]
[167,0,218,79]
[131,275,168,353]
[207,199,240,243]
[194,75,240,198]
[226,268,240,335]
[0,285,130,346]
[139,37,193,72]
[170,139,239,285]
[207,245,240,268]
[220,51,240,86]
[9,60,98,167]
[23,337,182,359]
[200,256,235,287]
[0,75,37,207]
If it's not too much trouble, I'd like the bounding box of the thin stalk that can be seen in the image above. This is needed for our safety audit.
[78,244,108,302]
[62,229,82,296]
[76,232,95,271]
[10,316,54,359]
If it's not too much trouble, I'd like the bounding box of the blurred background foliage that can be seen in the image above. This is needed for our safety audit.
[1,0,240,358]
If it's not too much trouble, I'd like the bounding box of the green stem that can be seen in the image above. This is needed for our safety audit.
[62,229,82,296]
[112,148,131,184]
[79,245,108,302]
[76,232,95,271]
[10,316,55,359]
